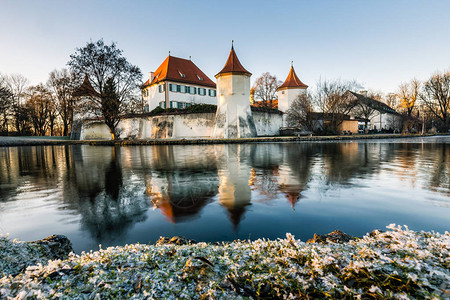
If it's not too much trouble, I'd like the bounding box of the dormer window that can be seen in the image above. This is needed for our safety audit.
[178,71,185,78]
[196,75,203,81]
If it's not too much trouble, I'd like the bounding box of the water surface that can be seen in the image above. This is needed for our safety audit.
[0,136,449,253]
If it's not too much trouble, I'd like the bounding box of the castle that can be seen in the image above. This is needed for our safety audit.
[74,43,308,140]
[73,43,400,140]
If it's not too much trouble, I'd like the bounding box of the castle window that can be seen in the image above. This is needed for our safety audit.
[176,85,182,92]
[208,89,216,97]
[158,84,165,93]
[159,101,166,108]
[190,87,197,95]
[169,84,177,92]
[179,85,186,93]
[198,88,206,96]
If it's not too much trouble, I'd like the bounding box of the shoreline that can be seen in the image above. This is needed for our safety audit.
[0,133,447,147]
[1,225,449,299]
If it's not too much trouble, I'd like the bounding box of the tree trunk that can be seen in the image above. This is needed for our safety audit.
[63,122,68,136]
[109,127,116,140]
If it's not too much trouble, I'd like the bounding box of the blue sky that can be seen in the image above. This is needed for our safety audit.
[1,0,449,93]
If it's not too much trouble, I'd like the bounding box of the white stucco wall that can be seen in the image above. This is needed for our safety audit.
[253,111,283,136]
[172,113,215,138]
[79,121,111,140]
[144,84,165,112]
[277,88,306,113]
[369,112,401,131]
[213,74,257,138]
[79,113,218,140]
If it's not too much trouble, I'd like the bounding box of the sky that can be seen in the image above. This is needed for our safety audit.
[1,0,450,94]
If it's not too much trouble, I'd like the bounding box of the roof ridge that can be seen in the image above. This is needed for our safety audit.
[144,55,216,88]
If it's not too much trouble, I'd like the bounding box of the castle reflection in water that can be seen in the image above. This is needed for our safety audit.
[0,140,449,250]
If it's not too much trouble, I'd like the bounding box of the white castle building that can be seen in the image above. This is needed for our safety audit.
[142,55,217,112]
[73,43,402,139]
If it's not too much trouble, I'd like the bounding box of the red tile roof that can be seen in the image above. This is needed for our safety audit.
[143,56,216,88]
[73,75,100,97]
[216,45,251,77]
[252,99,278,109]
[277,66,308,90]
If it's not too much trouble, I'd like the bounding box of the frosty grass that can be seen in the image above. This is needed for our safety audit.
[1,224,449,299]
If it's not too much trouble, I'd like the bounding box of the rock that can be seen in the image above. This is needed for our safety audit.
[29,235,73,260]
[306,230,355,244]
[369,229,384,237]
[155,236,196,246]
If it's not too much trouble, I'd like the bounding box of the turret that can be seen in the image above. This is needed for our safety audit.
[277,63,308,113]
[212,43,257,138]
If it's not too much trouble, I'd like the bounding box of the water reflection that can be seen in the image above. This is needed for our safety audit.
[0,137,449,252]
[145,146,218,223]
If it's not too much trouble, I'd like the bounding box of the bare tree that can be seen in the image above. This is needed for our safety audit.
[421,71,450,130]
[0,76,13,134]
[26,84,53,136]
[385,93,399,110]
[398,79,420,117]
[68,39,142,139]
[313,79,361,134]
[47,69,79,136]
[286,93,315,131]
[351,91,383,132]
[3,74,29,134]
[252,72,281,108]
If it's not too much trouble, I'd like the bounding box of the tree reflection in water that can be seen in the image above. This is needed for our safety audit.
[0,137,449,250]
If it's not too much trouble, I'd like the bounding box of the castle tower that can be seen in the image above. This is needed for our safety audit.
[277,63,308,114]
[212,43,257,138]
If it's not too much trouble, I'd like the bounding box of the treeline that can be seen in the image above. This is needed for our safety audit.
[0,70,80,136]
[0,39,143,138]
[390,72,450,132]
[283,71,450,134]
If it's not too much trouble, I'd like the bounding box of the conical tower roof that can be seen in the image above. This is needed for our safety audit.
[277,65,308,90]
[216,44,251,78]
[73,74,100,97]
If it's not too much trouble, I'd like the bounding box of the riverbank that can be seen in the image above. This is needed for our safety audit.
[0,133,448,147]
[1,225,448,299]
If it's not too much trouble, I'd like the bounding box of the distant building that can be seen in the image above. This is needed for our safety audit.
[142,56,217,112]
[309,113,360,134]
[345,91,401,132]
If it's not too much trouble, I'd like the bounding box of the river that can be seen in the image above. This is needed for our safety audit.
[0,136,449,253]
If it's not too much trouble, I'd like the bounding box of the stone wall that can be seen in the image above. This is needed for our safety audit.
[252,111,283,136]
[78,112,281,140]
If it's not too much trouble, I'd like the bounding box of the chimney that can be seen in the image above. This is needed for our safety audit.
[149,72,154,82]
[360,90,368,97]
